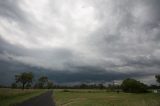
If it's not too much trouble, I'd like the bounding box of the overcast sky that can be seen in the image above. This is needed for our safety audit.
[0,0,160,85]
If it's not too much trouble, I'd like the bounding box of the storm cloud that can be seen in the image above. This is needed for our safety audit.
[0,0,160,85]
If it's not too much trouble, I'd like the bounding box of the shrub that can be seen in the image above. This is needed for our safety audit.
[62,89,70,92]
[121,78,147,93]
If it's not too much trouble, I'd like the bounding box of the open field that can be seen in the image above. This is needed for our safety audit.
[0,88,46,106]
[1,88,160,106]
[54,89,160,106]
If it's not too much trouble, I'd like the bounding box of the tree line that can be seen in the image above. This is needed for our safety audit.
[11,72,53,89]
[10,72,160,93]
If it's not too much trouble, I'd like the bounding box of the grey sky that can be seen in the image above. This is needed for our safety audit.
[0,0,160,85]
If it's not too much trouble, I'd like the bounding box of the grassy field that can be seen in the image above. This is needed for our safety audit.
[0,88,46,106]
[54,89,160,106]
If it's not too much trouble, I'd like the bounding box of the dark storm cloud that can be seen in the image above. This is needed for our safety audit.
[0,59,152,85]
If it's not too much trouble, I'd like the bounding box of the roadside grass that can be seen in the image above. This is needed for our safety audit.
[0,88,46,106]
[54,89,160,106]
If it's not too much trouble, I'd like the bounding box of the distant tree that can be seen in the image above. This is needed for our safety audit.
[15,72,34,89]
[47,81,54,89]
[80,84,87,89]
[121,78,147,93]
[155,75,160,84]
[107,84,120,92]
[26,83,32,89]
[107,84,114,91]
[98,84,105,89]
[149,85,159,89]
[11,83,17,89]
[0,85,7,88]
[37,76,49,88]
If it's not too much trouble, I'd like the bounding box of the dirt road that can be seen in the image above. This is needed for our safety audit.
[15,91,55,106]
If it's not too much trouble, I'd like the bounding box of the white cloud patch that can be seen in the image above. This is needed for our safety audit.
[0,0,100,49]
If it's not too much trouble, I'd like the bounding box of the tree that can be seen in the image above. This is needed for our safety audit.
[121,78,147,93]
[47,81,54,89]
[15,72,34,89]
[155,75,160,84]
[79,84,88,89]
[98,84,105,89]
[37,76,49,88]
[11,83,17,89]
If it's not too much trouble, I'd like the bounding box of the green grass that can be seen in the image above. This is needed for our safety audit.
[54,89,160,106]
[0,88,46,106]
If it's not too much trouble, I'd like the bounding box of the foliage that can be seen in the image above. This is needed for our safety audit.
[121,78,147,93]
[149,85,160,89]
[155,74,160,84]
[47,81,54,89]
[13,73,54,89]
[107,84,121,92]
[54,84,106,89]
[15,72,34,89]
[35,76,54,89]
[11,83,17,89]
[37,76,48,88]
[98,84,105,89]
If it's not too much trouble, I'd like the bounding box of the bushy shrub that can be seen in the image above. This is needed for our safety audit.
[121,78,147,93]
